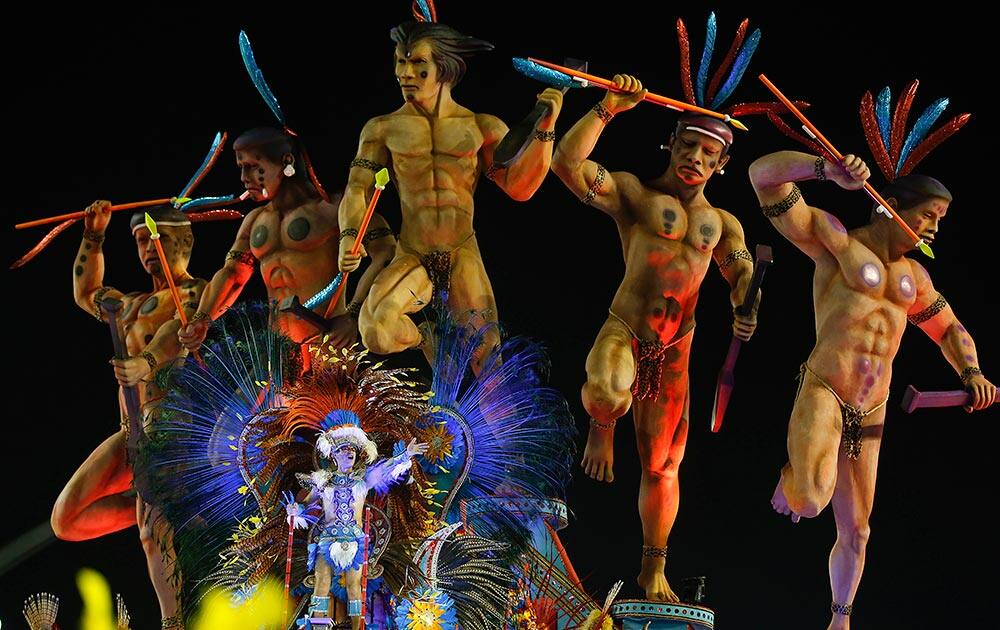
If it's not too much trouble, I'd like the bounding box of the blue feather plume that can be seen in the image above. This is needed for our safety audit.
[876,87,892,152]
[897,97,949,171]
[133,304,295,587]
[178,195,238,212]
[512,58,577,89]
[710,27,760,110]
[178,131,226,199]
[239,31,285,125]
[303,272,344,309]
[428,313,575,548]
[415,0,434,22]
[695,12,717,106]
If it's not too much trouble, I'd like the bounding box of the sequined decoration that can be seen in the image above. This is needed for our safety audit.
[718,248,753,272]
[179,131,228,199]
[766,113,830,160]
[840,405,865,460]
[899,114,971,177]
[633,339,669,401]
[362,227,394,244]
[675,18,697,105]
[11,217,78,269]
[422,251,452,311]
[582,164,607,205]
[303,273,344,310]
[898,97,950,171]
[859,91,896,181]
[512,57,576,90]
[187,209,243,223]
[711,27,760,110]
[729,100,809,117]
[875,86,893,152]
[239,31,286,125]
[889,80,920,163]
[761,184,801,217]
[351,158,386,173]
[695,12,717,107]
[706,18,748,104]
[908,293,947,325]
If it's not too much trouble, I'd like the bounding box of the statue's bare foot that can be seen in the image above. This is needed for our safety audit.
[771,476,800,523]
[637,557,679,602]
[581,423,615,482]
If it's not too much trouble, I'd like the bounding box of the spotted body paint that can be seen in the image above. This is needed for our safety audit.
[899,275,914,298]
[287,217,311,242]
[251,225,269,248]
[861,263,881,288]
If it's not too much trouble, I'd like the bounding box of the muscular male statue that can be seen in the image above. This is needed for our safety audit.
[338,20,563,369]
[552,75,758,601]
[750,150,996,629]
[51,201,205,629]
[180,128,394,349]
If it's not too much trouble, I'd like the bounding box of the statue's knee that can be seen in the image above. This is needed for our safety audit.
[50,500,72,540]
[359,316,395,355]
[786,476,835,518]
[582,378,630,420]
[839,521,871,554]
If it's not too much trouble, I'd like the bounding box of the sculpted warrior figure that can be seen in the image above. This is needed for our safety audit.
[751,81,995,627]
[338,16,563,369]
[552,72,758,600]
[51,201,205,629]
[179,128,395,350]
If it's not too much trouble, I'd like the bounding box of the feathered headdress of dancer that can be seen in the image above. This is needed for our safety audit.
[422,313,575,555]
[12,131,241,269]
[23,593,59,630]
[859,80,970,181]
[275,345,434,541]
[674,12,804,148]
[239,31,330,202]
[314,409,379,462]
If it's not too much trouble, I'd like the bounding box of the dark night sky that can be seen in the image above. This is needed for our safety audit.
[2,2,997,628]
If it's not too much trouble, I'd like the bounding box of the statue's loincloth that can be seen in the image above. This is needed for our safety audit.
[798,363,888,460]
[608,310,695,401]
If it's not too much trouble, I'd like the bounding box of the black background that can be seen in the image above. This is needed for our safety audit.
[2,2,997,628]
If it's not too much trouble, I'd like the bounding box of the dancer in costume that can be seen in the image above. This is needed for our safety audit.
[50,200,206,629]
[287,413,427,627]
[550,14,767,601]
[750,81,995,628]
[339,2,564,370]
[181,33,394,350]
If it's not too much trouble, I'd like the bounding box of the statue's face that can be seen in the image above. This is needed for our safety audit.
[395,40,441,104]
[133,224,191,279]
[236,148,288,202]
[667,129,729,186]
[898,196,949,248]
[333,444,358,473]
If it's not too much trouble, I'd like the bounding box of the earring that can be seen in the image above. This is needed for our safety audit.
[283,163,295,177]
[659,144,669,150]
[718,168,725,175]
